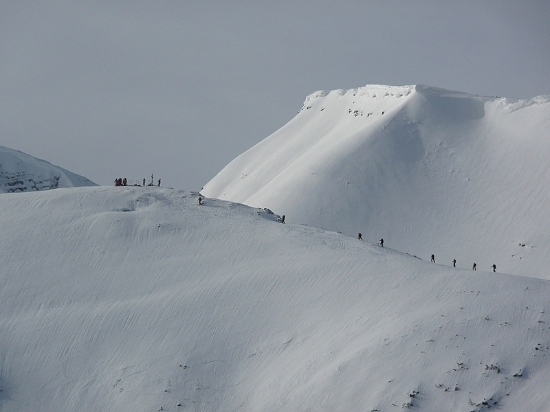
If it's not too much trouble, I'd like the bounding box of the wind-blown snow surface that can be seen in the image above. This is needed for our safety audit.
[0,145,96,193]
[203,85,550,280]
[1,186,550,411]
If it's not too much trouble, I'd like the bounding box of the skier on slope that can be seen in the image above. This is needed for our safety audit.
[358,233,362,240]
[431,254,435,263]
[453,259,456,268]
[473,263,477,271]
[379,238,384,247]
[492,264,496,272]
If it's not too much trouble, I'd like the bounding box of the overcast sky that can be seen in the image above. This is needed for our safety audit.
[1,1,549,190]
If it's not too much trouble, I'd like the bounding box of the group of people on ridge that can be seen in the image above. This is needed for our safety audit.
[114,174,161,187]
[114,177,127,186]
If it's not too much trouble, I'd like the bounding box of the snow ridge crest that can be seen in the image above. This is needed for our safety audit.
[305,84,416,103]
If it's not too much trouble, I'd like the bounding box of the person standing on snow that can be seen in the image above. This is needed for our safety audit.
[473,263,477,271]
[431,254,435,263]
[379,238,384,247]
[492,264,496,272]
[453,259,456,267]
[358,233,362,240]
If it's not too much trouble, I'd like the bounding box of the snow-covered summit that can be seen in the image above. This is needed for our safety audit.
[203,85,550,279]
[0,145,96,193]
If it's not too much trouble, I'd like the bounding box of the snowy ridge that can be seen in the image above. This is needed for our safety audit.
[304,84,415,101]
[0,145,96,193]
[203,85,550,280]
[1,186,550,411]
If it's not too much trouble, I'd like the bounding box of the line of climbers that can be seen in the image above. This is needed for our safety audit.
[357,234,496,272]
[165,194,500,273]
[431,255,496,272]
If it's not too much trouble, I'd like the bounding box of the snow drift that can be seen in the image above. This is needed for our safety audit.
[0,145,96,193]
[1,186,550,411]
[203,85,550,280]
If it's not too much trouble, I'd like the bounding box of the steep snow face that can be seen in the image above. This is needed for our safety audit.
[203,85,550,280]
[0,145,96,193]
[1,187,550,411]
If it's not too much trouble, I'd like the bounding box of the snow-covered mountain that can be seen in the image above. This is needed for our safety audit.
[0,145,96,193]
[203,85,550,280]
[1,186,550,411]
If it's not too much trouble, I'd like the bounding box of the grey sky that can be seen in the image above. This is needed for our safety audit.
[1,1,549,190]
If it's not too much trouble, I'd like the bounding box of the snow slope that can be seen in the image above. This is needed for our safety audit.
[1,186,550,411]
[0,145,96,193]
[202,85,550,280]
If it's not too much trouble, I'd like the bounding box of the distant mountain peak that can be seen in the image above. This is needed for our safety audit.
[0,145,96,193]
